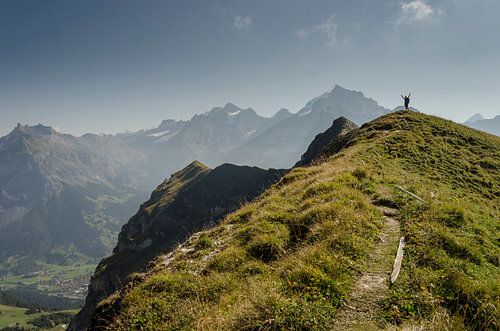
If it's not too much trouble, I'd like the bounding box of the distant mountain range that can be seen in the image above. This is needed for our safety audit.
[0,85,391,286]
[119,103,293,185]
[464,113,500,136]
[225,85,388,168]
[0,125,148,275]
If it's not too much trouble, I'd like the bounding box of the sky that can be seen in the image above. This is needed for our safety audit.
[0,0,499,136]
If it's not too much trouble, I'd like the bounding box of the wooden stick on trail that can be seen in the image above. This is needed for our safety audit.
[395,185,427,203]
[391,236,406,284]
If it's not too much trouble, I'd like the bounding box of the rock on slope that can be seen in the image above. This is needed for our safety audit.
[84,111,499,330]
[295,116,358,166]
[69,161,286,330]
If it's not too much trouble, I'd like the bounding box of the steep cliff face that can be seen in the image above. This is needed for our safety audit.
[69,161,286,330]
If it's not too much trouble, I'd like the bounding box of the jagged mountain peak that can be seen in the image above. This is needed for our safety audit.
[223,102,243,112]
[1,123,64,154]
[272,108,293,120]
[330,84,365,97]
[225,86,389,169]
[158,119,187,131]
[9,123,57,137]
[297,85,389,124]
[304,85,365,107]
[198,103,258,118]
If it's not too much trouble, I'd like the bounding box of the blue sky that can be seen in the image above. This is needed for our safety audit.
[0,0,499,136]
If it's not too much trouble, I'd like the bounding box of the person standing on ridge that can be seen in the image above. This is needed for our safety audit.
[401,93,411,110]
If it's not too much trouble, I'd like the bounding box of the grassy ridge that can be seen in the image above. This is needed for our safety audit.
[93,111,499,330]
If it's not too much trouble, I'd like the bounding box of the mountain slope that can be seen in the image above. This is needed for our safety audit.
[69,161,286,330]
[226,85,389,168]
[86,111,499,330]
[0,125,147,277]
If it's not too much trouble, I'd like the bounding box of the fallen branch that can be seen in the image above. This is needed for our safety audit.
[395,185,427,203]
[391,236,406,284]
[345,304,360,311]
[371,149,382,158]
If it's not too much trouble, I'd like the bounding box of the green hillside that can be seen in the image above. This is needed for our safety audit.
[90,111,499,330]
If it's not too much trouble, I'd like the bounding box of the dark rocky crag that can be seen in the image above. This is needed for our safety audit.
[69,161,286,331]
[295,116,358,166]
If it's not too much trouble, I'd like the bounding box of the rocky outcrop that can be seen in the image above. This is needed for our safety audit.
[295,117,358,166]
[68,161,286,331]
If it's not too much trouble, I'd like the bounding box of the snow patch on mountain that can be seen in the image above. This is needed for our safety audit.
[148,131,170,137]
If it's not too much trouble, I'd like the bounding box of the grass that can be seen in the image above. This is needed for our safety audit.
[0,304,76,329]
[98,159,383,330]
[0,304,31,328]
[92,111,499,330]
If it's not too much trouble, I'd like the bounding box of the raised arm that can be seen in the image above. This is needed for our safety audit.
[408,93,411,97]
[401,95,404,99]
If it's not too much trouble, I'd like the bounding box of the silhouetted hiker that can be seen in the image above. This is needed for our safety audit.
[401,93,411,110]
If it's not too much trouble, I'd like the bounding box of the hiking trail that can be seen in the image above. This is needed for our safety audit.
[332,206,401,330]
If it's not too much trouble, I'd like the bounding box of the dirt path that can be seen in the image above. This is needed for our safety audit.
[331,206,401,330]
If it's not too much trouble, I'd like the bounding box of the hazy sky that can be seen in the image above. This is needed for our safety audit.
[1,0,499,136]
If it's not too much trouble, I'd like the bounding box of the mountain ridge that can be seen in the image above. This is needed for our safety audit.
[80,110,499,330]
[69,161,287,330]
